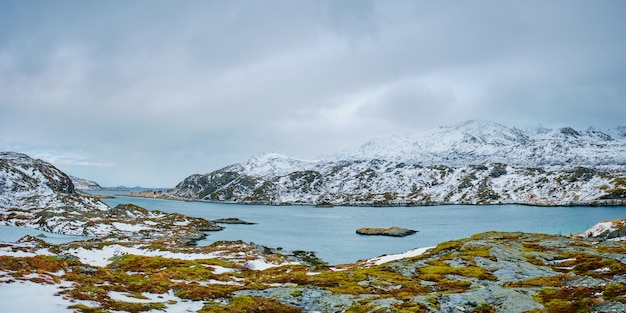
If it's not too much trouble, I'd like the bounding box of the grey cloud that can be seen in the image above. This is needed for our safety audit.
[1,1,625,186]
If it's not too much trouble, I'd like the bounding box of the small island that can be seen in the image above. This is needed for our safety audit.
[213,217,257,225]
[356,226,417,237]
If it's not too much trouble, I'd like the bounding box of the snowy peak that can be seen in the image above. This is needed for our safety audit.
[336,121,626,169]
[167,120,626,206]
[421,120,529,149]
[243,152,318,178]
[342,120,530,163]
[253,121,626,171]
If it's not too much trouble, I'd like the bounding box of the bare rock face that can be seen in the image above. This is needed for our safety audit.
[356,226,417,237]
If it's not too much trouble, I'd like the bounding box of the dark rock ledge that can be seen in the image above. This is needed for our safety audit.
[213,217,257,225]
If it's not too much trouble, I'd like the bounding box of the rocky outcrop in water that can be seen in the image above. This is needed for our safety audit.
[356,226,417,237]
[213,217,256,225]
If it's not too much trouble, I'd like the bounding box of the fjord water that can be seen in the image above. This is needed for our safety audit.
[96,195,626,265]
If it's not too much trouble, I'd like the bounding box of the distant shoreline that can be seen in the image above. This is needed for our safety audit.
[119,190,626,207]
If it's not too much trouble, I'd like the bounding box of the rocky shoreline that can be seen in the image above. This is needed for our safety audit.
[121,190,626,207]
[2,219,626,312]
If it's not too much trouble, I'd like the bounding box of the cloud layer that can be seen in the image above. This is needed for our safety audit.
[1,1,625,186]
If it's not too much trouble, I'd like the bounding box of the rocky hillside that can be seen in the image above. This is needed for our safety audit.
[0,152,221,240]
[166,121,626,206]
[70,175,104,190]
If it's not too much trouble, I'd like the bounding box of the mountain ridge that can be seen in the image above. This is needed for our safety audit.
[164,121,626,206]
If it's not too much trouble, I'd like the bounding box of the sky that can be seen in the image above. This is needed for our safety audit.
[1,0,625,187]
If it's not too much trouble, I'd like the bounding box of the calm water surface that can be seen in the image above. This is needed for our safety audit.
[94,194,626,265]
[0,225,89,245]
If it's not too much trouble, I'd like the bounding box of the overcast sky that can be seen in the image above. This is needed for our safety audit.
[1,1,625,187]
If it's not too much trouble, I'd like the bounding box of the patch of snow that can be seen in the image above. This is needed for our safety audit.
[65,244,224,267]
[547,258,577,265]
[0,247,52,257]
[369,247,434,265]
[107,290,205,312]
[112,222,150,232]
[209,265,238,274]
[593,267,611,273]
[0,279,76,313]
[578,221,617,237]
[242,258,299,271]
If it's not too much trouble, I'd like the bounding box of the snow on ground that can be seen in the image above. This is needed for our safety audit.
[112,222,150,232]
[368,246,434,265]
[577,221,617,237]
[65,244,228,267]
[0,279,206,313]
[0,246,52,257]
[242,258,300,270]
[209,265,238,274]
[106,290,205,312]
[0,280,76,313]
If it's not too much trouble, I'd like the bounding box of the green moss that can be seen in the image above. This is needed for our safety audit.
[472,302,496,313]
[67,304,107,313]
[507,274,572,288]
[552,251,626,278]
[418,261,494,281]
[520,253,545,266]
[535,287,598,313]
[602,283,626,301]
[199,295,301,313]
[429,240,466,255]
[345,303,379,313]
[310,266,425,297]
[106,301,167,312]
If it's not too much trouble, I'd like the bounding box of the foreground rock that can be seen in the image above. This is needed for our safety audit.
[2,218,626,312]
[356,226,417,237]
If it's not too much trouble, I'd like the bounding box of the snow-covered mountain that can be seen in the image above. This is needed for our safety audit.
[166,121,626,206]
[334,120,626,170]
[0,152,221,238]
[70,175,104,190]
[0,152,108,231]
